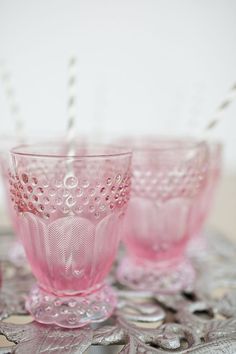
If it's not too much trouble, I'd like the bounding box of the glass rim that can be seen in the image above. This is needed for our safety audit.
[118,137,208,152]
[11,142,132,159]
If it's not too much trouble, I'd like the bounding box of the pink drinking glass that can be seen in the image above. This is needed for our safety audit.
[0,264,2,288]
[0,136,26,263]
[9,142,132,328]
[189,142,223,243]
[0,135,69,264]
[117,138,209,293]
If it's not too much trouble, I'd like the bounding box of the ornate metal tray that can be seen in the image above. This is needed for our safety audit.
[0,230,236,353]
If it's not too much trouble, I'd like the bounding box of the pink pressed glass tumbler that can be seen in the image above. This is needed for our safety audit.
[117,139,208,293]
[9,143,132,328]
[189,142,222,241]
[0,136,26,263]
[0,264,2,289]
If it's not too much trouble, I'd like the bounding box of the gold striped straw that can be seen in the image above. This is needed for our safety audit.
[0,61,24,140]
[204,83,236,133]
[66,56,77,156]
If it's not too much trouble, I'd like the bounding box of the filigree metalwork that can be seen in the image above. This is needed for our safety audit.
[0,230,236,353]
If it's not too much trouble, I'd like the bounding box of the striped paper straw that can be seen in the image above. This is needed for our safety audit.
[66,56,77,156]
[204,83,236,133]
[0,61,24,139]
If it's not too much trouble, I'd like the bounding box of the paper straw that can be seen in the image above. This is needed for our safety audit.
[64,56,78,187]
[204,83,236,133]
[66,56,77,156]
[0,61,24,139]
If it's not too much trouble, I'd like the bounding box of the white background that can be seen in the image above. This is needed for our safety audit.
[0,0,236,170]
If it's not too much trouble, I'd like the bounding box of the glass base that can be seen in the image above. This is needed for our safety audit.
[26,284,116,328]
[117,257,195,294]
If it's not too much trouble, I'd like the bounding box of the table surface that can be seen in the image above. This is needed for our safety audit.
[0,172,235,354]
[0,229,236,354]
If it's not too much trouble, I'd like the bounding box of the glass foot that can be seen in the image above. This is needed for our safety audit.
[26,284,117,328]
[117,257,195,294]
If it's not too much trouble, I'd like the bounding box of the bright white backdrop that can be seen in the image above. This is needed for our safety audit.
[0,0,236,170]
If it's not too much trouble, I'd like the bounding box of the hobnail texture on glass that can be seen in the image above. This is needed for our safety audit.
[0,136,26,265]
[117,139,208,293]
[2,167,26,265]
[118,257,195,293]
[9,143,132,328]
[26,284,116,328]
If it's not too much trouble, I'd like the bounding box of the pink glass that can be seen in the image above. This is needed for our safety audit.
[188,142,222,250]
[9,143,132,328]
[117,138,209,293]
[0,135,69,264]
[0,264,2,288]
[0,136,26,264]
